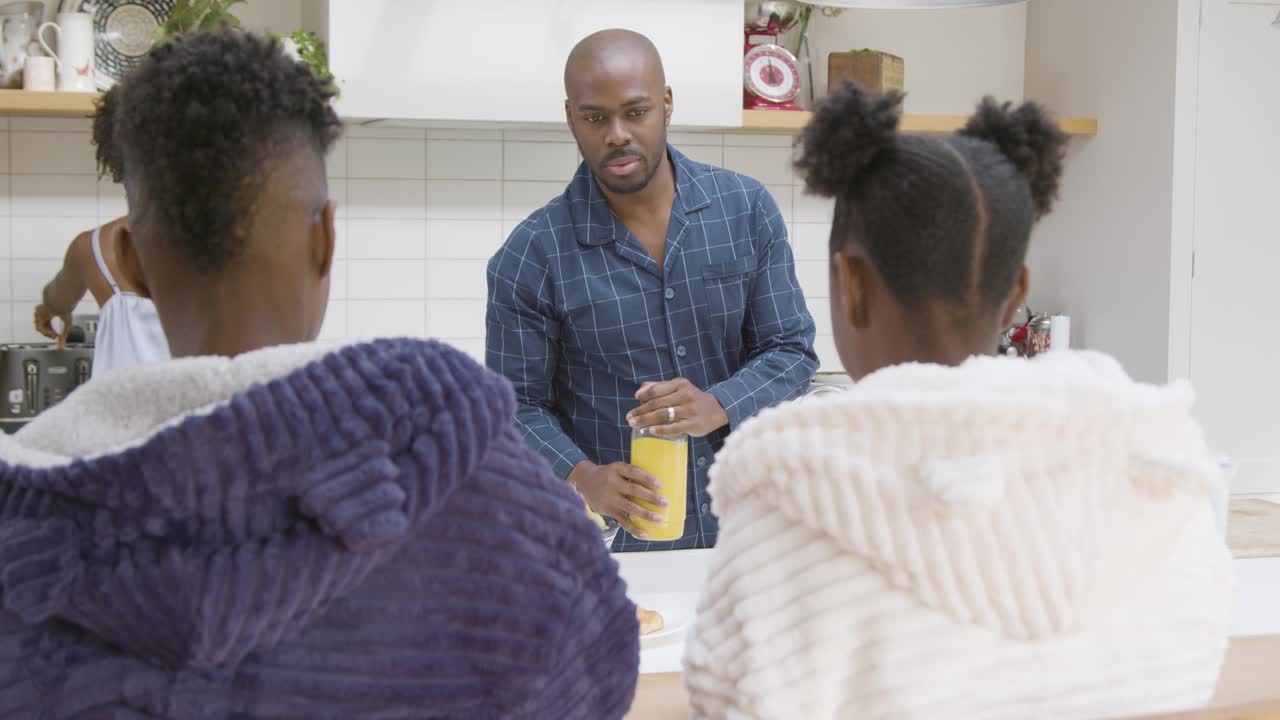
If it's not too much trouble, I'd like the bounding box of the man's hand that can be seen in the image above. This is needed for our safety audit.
[627,378,730,438]
[569,460,667,541]
[33,304,70,344]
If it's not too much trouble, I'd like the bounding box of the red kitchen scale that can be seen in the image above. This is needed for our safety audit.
[743,15,803,111]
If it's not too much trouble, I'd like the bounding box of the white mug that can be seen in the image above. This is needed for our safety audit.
[38,11,95,92]
[22,54,53,91]
[2,14,38,87]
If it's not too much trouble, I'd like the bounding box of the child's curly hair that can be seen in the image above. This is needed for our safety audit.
[794,83,1067,316]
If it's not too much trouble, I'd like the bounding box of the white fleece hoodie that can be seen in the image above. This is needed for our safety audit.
[685,351,1234,720]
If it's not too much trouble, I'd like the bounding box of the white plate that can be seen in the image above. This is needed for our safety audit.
[631,591,696,646]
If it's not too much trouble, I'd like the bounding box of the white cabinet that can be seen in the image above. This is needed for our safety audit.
[325,0,744,128]
[1187,0,1280,494]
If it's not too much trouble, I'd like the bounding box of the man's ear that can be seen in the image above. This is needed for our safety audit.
[565,98,579,141]
[314,200,336,279]
[833,251,871,330]
[664,86,673,127]
[1000,265,1031,329]
[115,225,151,299]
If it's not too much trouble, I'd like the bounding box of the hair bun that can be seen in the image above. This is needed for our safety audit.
[959,97,1068,217]
[794,82,903,198]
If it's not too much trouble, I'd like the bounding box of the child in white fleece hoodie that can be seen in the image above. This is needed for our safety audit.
[684,84,1234,720]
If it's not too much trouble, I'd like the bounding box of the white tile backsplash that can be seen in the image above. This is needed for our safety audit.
[0,302,12,345]
[425,129,505,141]
[348,299,427,338]
[98,179,128,219]
[348,138,427,180]
[8,118,92,133]
[791,223,832,262]
[814,335,841,372]
[504,142,579,182]
[503,129,575,143]
[680,144,724,168]
[667,131,723,148]
[347,179,427,219]
[724,132,794,148]
[426,299,486,339]
[319,300,348,340]
[11,259,59,301]
[426,181,502,220]
[0,120,837,367]
[793,187,835,224]
[426,220,504,260]
[427,140,503,180]
[11,132,97,175]
[326,137,348,179]
[427,259,488,299]
[11,217,91,259]
[723,145,796,186]
[450,337,486,363]
[347,219,427,259]
[327,174,347,207]
[328,260,348,300]
[11,174,97,217]
[349,259,427,300]
[807,302,832,336]
[795,260,830,299]
[344,125,425,140]
[503,181,563,221]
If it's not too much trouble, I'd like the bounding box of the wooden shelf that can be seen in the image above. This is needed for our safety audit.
[0,89,100,117]
[739,109,1098,136]
[0,90,1100,138]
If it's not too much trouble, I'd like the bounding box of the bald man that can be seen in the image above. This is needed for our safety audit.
[486,30,818,552]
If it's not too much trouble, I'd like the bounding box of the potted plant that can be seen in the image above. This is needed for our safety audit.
[279,30,338,97]
[153,0,246,45]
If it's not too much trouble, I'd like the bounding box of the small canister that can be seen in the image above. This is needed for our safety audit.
[1029,315,1053,356]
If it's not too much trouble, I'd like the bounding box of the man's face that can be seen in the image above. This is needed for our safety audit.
[565,58,672,195]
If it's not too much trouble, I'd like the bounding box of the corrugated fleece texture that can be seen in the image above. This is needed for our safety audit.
[685,350,1235,720]
[0,338,639,719]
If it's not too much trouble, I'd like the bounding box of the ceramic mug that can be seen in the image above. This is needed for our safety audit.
[38,11,95,92]
[22,53,52,90]
[0,11,40,88]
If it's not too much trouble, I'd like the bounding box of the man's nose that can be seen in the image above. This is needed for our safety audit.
[605,117,631,147]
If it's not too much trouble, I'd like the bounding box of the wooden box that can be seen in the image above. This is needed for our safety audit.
[828,50,905,94]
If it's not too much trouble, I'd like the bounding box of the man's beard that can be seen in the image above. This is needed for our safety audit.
[590,135,666,194]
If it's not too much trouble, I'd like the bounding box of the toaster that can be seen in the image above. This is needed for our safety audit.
[0,343,95,423]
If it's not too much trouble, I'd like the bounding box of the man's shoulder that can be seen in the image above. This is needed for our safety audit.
[676,151,772,212]
[489,194,576,273]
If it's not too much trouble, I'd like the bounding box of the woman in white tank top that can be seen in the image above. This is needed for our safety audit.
[33,218,170,376]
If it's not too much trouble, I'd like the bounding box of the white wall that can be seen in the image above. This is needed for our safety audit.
[1022,0,1181,384]
[1185,0,1280,494]
[781,4,1026,113]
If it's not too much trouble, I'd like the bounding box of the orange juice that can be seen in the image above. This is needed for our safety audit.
[629,430,688,541]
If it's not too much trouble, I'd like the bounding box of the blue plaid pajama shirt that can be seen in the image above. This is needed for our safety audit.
[486,145,818,551]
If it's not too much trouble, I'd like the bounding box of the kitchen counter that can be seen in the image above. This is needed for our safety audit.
[617,549,1280,719]
[625,636,1280,720]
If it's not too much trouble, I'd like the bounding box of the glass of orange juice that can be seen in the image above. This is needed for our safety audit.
[629,425,688,541]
